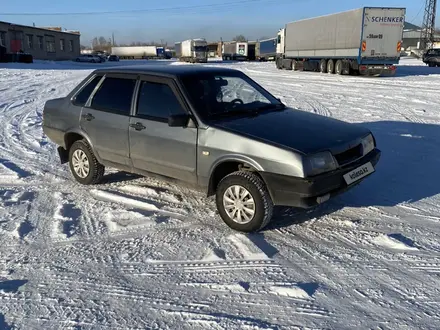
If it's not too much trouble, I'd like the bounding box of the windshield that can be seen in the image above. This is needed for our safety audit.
[180,73,284,120]
[193,46,208,52]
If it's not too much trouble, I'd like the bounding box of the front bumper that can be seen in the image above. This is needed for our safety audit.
[260,148,381,208]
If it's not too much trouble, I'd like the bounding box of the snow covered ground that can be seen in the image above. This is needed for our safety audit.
[0,57,440,329]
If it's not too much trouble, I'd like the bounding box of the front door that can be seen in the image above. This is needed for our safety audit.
[129,76,197,183]
[80,73,137,167]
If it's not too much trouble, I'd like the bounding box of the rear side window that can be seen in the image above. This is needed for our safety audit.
[90,77,136,114]
[136,81,185,120]
[73,75,102,107]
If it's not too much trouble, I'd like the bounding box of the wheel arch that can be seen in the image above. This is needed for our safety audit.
[206,155,265,197]
[63,129,102,163]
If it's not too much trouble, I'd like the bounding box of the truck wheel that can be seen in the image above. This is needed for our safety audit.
[320,59,327,73]
[68,140,105,185]
[276,58,282,69]
[215,171,274,232]
[335,60,343,75]
[292,60,298,71]
[327,59,335,74]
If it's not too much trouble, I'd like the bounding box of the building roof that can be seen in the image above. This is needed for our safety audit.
[404,22,421,30]
[93,64,242,77]
[0,20,81,36]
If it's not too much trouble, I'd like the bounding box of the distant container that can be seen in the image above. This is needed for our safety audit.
[111,46,160,59]
[257,38,277,61]
[175,39,208,63]
[222,41,248,61]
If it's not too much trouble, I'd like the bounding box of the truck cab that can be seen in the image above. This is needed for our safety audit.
[276,29,285,55]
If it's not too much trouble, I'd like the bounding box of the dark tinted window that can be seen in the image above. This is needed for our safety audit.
[74,75,102,106]
[91,77,136,114]
[136,81,185,119]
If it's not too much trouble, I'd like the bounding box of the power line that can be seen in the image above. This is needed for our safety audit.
[0,0,287,16]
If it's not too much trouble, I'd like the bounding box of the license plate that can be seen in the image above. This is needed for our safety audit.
[343,162,375,185]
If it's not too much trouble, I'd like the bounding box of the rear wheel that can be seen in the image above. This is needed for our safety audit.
[335,60,343,75]
[327,59,335,74]
[216,171,273,232]
[68,140,105,185]
[320,59,327,73]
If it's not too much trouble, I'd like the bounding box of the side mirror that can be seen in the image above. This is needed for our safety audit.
[168,113,190,127]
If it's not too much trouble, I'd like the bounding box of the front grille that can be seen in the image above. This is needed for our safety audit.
[334,144,363,166]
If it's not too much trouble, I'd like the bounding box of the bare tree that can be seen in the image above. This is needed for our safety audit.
[233,35,247,42]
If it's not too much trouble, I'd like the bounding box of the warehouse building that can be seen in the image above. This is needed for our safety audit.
[0,21,81,61]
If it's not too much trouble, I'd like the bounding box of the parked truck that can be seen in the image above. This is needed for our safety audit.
[222,41,248,61]
[257,37,277,61]
[276,7,406,76]
[110,46,166,60]
[175,39,208,63]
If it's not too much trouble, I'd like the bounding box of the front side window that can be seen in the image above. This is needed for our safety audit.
[73,75,102,107]
[90,77,136,114]
[136,81,185,120]
[181,73,283,120]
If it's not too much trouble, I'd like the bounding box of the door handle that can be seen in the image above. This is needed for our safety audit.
[82,113,95,121]
[129,122,146,131]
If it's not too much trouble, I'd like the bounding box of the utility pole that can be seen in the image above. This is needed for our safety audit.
[420,0,437,50]
[112,32,115,46]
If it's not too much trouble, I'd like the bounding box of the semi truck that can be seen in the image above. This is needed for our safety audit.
[257,37,277,61]
[110,46,168,60]
[276,7,406,76]
[222,41,248,61]
[175,39,208,63]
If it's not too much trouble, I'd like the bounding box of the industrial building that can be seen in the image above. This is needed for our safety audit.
[0,21,81,61]
[402,22,440,55]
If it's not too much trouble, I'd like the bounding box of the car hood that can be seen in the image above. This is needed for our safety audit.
[211,108,371,155]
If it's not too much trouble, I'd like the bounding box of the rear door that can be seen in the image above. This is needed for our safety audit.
[128,75,197,183]
[80,73,137,167]
[362,8,406,59]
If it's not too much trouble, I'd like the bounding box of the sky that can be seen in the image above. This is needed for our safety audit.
[0,0,436,46]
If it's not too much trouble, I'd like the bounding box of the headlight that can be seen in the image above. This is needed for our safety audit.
[361,134,375,155]
[304,151,337,177]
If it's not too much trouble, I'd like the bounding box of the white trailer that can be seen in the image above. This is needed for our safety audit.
[175,39,208,63]
[222,41,248,61]
[276,7,406,76]
[111,46,159,59]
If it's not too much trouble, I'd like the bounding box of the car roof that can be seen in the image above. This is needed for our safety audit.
[92,64,242,78]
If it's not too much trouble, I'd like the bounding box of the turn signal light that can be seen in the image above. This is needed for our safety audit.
[362,41,367,52]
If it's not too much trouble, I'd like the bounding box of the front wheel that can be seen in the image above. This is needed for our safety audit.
[68,140,105,185]
[216,171,274,232]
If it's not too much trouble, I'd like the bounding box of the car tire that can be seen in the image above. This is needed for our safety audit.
[68,140,105,185]
[215,171,273,232]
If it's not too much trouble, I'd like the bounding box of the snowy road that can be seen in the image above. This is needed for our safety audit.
[1,58,440,329]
